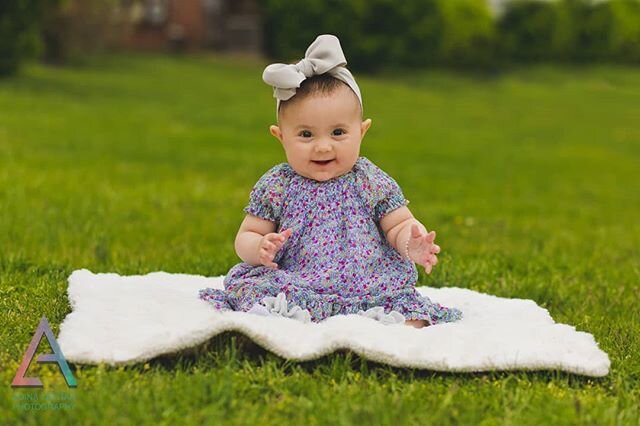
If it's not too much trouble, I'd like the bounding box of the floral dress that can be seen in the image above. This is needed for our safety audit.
[199,156,463,325]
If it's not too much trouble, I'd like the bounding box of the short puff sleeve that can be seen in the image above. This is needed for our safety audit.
[243,163,291,223]
[358,157,410,222]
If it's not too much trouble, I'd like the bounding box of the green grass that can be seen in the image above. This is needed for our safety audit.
[0,52,639,424]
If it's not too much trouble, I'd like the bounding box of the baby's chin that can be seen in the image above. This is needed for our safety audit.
[298,169,351,182]
[288,158,359,181]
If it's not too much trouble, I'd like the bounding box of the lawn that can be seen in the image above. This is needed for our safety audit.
[0,52,638,424]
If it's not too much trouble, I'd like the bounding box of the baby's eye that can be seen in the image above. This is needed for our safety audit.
[333,128,346,136]
[299,130,312,138]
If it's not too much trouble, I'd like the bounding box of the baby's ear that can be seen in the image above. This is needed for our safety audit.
[361,119,372,138]
[269,125,283,142]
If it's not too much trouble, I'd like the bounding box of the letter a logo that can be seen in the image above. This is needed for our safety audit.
[12,316,77,388]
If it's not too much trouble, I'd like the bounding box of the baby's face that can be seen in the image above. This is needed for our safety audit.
[270,85,372,182]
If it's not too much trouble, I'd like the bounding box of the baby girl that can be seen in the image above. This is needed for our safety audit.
[199,34,463,328]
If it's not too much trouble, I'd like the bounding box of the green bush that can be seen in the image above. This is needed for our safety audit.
[435,0,497,67]
[499,0,640,64]
[0,0,55,76]
[498,0,563,62]
[579,0,640,63]
[260,0,496,71]
[261,0,357,62]
[549,0,590,61]
[262,0,640,69]
[373,0,496,69]
[356,0,420,69]
[4,0,639,75]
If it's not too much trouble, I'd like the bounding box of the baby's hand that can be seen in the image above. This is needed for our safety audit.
[406,224,440,274]
[258,228,293,269]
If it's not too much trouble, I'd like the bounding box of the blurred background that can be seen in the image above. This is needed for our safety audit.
[0,0,638,277]
[2,0,640,74]
[0,2,639,422]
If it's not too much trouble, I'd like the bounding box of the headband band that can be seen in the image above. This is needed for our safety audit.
[262,34,363,119]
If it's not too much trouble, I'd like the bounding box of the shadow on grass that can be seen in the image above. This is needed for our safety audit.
[71,330,608,389]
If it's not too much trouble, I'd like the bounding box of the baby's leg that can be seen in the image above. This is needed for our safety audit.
[404,319,429,328]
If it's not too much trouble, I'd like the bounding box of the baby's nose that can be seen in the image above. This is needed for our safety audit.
[315,141,332,153]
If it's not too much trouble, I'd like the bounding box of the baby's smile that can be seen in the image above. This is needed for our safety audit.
[311,159,335,166]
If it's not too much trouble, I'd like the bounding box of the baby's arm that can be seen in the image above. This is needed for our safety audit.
[234,214,292,268]
[380,206,427,256]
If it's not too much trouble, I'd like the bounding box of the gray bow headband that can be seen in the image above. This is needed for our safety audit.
[262,34,363,119]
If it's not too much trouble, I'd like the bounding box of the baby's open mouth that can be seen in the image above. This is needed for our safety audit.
[312,159,334,165]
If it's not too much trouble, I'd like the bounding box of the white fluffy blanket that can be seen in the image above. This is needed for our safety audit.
[57,269,610,377]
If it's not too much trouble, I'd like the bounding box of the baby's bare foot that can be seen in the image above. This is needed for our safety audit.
[405,319,429,328]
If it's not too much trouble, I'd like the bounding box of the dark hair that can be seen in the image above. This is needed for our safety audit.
[277,74,361,120]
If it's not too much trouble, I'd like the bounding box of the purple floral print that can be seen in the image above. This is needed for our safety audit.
[199,157,463,325]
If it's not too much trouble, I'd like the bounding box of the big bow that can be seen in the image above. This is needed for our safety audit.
[262,34,362,115]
